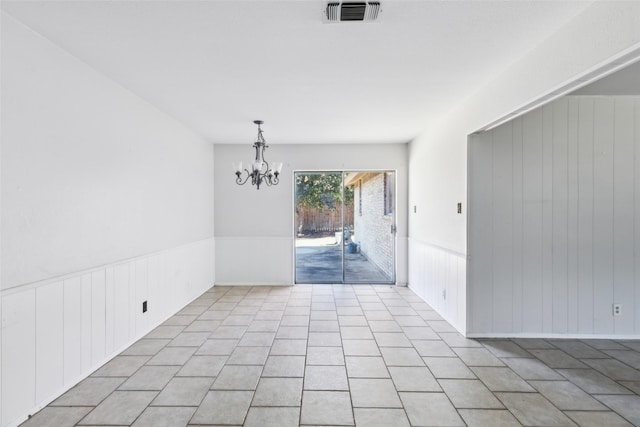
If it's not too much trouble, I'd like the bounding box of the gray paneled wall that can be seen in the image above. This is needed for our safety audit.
[468,96,640,336]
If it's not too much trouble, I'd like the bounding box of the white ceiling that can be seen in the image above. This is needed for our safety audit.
[2,0,594,144]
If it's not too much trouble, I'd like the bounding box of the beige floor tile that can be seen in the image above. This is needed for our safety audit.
[145,325,185,339]
[424,357,476,379]
[146,347,197,366]
[276,326,309,339]
[270,339,308,355]
[191,390,253,425]
[121,339,170,356]
[496,392,577,426]
[152,377,213,406]
[195,338,238,355]
[263,355,306,377]
[79,391,157,425]
[595,395,640,425]
[92,355,150,376]
[529,380,607,410]
[119,365,180,390]
[353,408,410,427]
[483,340,531,358]
[349,378,402,408]
[345,356,390,378]
[439,379,504,409]
[399,392,465,426]
[131,406,195,427]
[458,409,522,427]
[244,407,300,427]
[306,346,345,365]
[565,411,633,427]
[309,320,340,332]
[308,332,342,346]
[341,326,374,339]
[226,346,270,365]
[252,377,303,406]
[311,310,338,320]
[210,325,247,339]
[237,332,276,346]
[343,339,381,356]
[368,320,402,332]
[177,355,227,376]
[380,347,424,366]
[582,358,640,380]
[338,315,368,326]
[528,349,587,368]
[222,314,254,326]
[304,365,349,390]
[388,366,441,391]
[374,332,412,347]
[20,407,92,427]
[168,332,210,347]
[412,340,457,357]
[51,377,125,406]
[402,326,440,340]
[453,347,505,367]
[280,315,310,326]
[184,320,222,332]
[300,391,354,426]
[212,365,262,390]
[471,367,534,392]
[557,368,633,394]
[502,357,563,380]
[248,320,280,332]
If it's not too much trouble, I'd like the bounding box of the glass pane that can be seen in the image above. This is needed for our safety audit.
[294,172,344,283]
[343,171,395,283]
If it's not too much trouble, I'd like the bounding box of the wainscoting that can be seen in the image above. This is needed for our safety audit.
[0,238,214,427]
[468,96,640,338]
[408,238,466,334]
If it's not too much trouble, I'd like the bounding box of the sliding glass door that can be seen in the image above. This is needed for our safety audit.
[294,171,395,284]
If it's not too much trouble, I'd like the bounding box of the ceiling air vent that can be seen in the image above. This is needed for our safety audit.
[324,2,381,23]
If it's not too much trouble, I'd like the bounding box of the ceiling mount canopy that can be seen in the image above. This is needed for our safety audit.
[233,120,282,190]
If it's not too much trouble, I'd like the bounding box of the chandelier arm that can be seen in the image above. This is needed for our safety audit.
[235,169,253,186]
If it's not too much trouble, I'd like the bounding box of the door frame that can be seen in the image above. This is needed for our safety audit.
[292,169,397,285]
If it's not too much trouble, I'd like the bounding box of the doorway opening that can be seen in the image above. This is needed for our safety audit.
[294,171,396,284]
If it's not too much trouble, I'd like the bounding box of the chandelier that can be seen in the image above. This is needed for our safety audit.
[233,120,282,189]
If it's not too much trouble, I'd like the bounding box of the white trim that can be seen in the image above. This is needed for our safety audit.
[467,332,640,340]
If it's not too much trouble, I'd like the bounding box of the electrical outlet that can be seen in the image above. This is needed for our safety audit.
[613,304,621,316]
[457,203,462,214]
[142,300,148,313]
[442,289,447,300]
[414,205,417,213]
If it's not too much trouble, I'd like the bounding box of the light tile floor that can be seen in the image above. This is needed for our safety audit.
[22,285,640,426]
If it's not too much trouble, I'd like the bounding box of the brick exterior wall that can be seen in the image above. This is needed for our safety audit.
[353,173,394,278]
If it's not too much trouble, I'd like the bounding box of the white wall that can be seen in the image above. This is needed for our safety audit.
[408,1,640,335]
[214,143,408,285]
[468,96,640,337]
[1,13,215,427]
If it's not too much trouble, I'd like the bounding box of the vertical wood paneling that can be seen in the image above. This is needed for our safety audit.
[593,98,615,334]
[63,277,82,384]
[492,122,514,332]
[129,262,137,339]
[542,104,554,332]
[105,267,115,355]
[567,98,580,333]
[135,259,148,336]
[114,263,130,350]
[522,108,544,332]
[512,117,524,332]
[577,98,595,333]
[578,98,595,333]
[636,99,640,333]
[35,281,64,402]
[552,99,569,333]
[80,274,92,373]
[1,290,35,427]
[0,238,215,427]
[469,132,493,332]
[614,97,635,333]
[469,95,640,336]
[91,271,106,365]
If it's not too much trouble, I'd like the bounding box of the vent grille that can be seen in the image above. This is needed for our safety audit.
[325,1,381,22]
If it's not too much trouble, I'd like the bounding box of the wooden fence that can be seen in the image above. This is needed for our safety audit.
[296,206,354,234]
